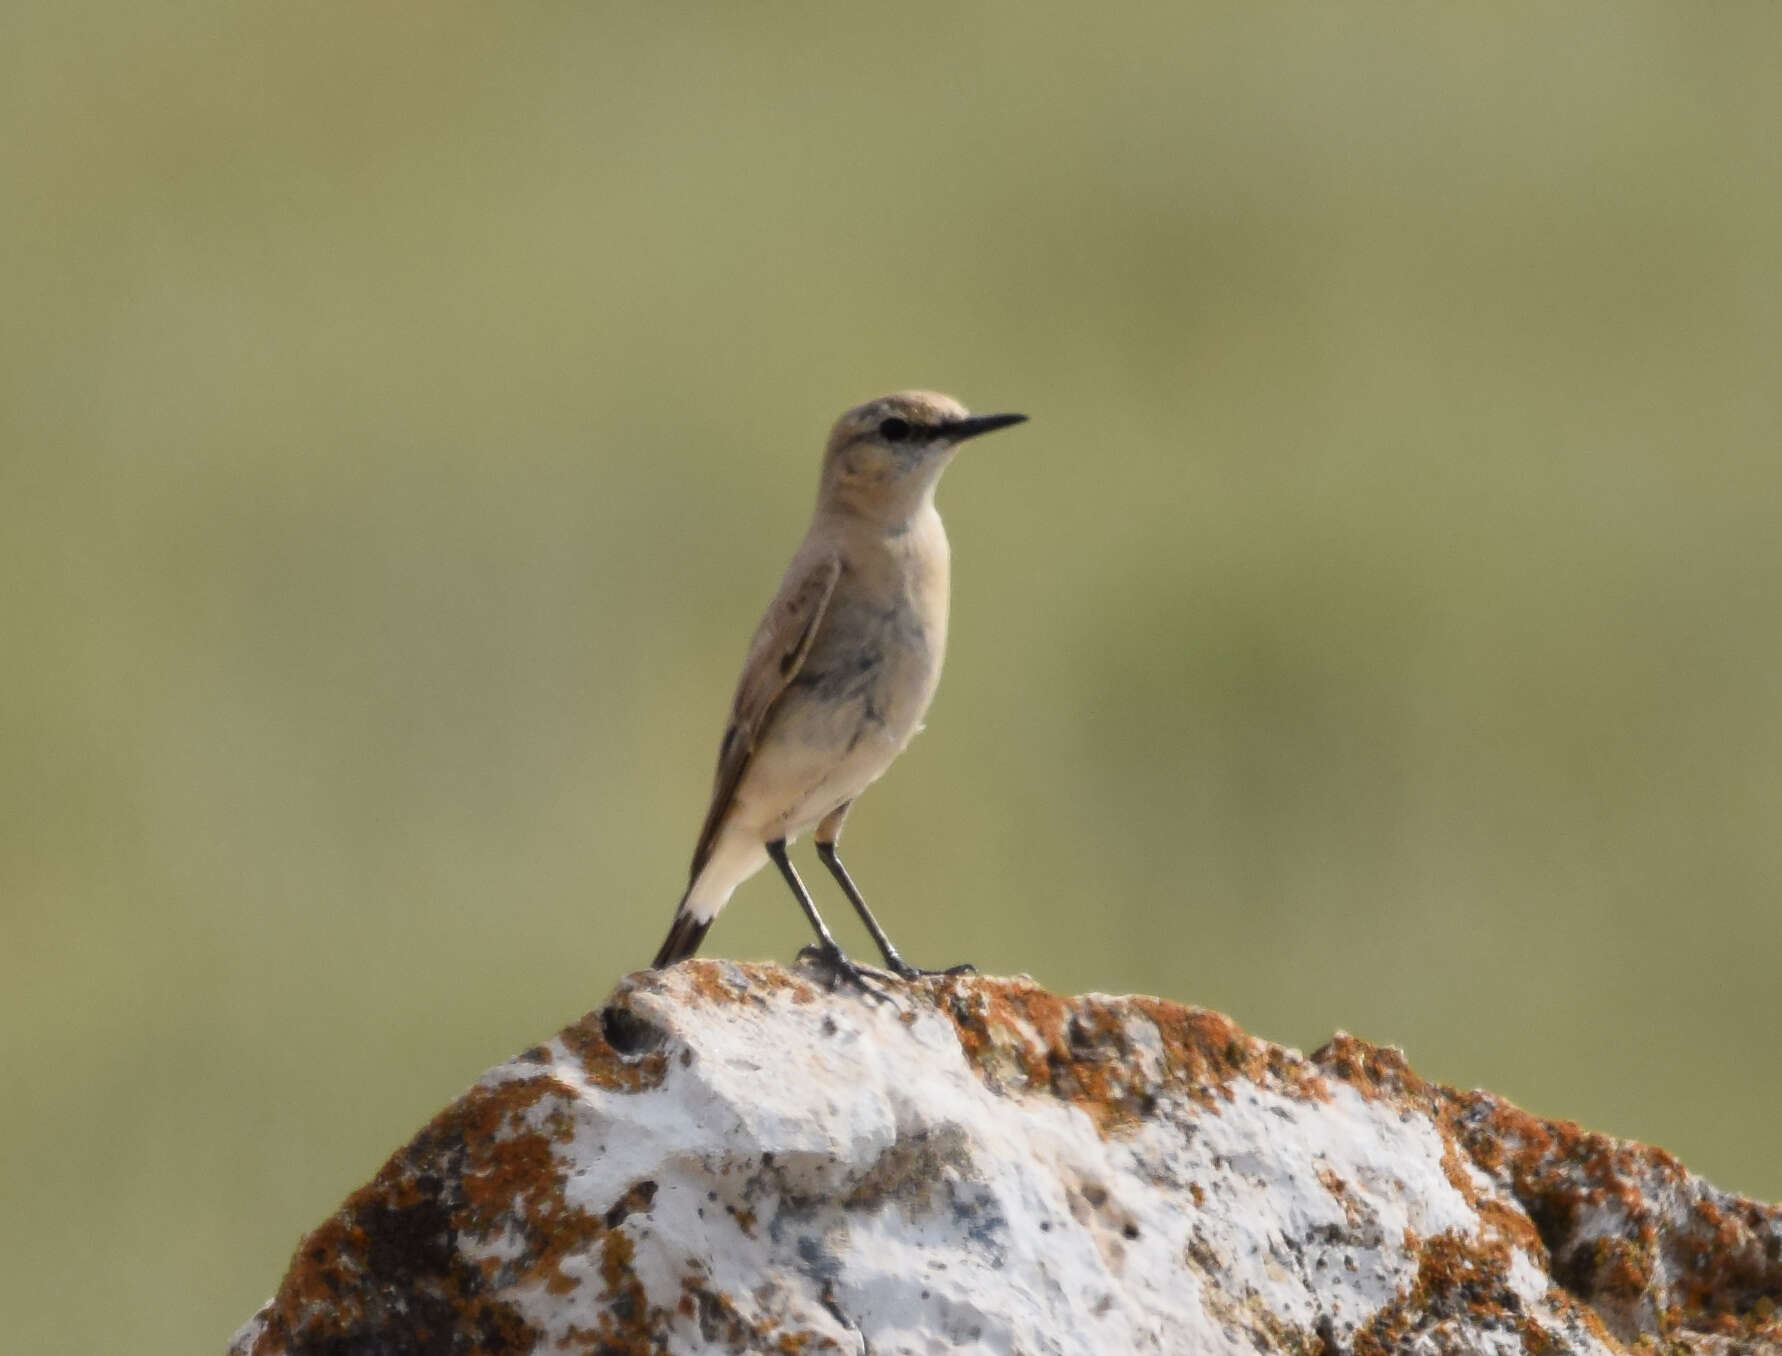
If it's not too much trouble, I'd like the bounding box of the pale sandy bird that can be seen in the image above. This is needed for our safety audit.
[650,391,1027,986]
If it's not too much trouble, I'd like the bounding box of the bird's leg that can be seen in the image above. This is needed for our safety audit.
[813,829,975,981]
[765,839,892,998]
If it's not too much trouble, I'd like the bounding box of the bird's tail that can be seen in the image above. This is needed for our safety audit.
[650,833,762,969]
[651,890,712,969]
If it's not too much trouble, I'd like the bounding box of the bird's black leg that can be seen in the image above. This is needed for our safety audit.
[766,839,891,998]
[814,840,975,980]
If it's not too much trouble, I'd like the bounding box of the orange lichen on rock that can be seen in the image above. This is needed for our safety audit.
[933,974,1327,1133]
[554,1004,670,1093]
[1131,994,1330,1105]
[1307,1029,1782,1351]
[629,956,823,1012]
[1349,1230,1533,1356]
[1311,1030,1432,1104]
[241,1073,575,1356]
[1433,1085,1782,1347]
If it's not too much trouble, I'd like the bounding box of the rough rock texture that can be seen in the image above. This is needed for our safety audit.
[231,963,1782,1355]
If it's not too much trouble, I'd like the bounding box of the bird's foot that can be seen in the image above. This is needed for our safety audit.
[882,954,976,982]
[795,943,896,1001]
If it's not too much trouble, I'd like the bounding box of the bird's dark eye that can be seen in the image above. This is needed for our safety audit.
[878,417,911,443]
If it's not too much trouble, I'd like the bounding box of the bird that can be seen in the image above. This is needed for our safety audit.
[650,390,1028,988]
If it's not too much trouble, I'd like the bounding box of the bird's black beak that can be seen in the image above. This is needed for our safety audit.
[944,412,1028,443]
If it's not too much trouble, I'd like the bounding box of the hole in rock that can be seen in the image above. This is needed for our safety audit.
[601,1003,668,1057]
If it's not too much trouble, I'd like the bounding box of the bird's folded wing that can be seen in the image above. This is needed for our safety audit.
[688,551,843,881]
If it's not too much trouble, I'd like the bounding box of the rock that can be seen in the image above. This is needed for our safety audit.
[229,962,1782,1355]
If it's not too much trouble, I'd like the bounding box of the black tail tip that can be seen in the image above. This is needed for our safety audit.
[650,913,711,970]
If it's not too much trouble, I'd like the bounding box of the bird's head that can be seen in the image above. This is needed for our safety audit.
[818,390,1026,522]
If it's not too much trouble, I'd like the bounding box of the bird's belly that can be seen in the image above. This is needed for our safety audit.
[732,656,936,840]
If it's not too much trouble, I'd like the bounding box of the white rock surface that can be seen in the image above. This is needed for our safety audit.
[230,962,1782,1355]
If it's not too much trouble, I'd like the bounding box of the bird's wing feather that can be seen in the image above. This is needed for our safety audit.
[688,551,842,881]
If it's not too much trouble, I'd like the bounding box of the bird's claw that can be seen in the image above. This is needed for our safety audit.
[885,956,976,982]
[795,943,896,1002]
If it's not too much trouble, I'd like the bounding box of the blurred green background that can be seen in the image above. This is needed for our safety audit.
[4,2,1780,1350]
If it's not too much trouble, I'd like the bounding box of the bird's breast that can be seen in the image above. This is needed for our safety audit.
[788,594,939,740]
[778,507,950,747]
